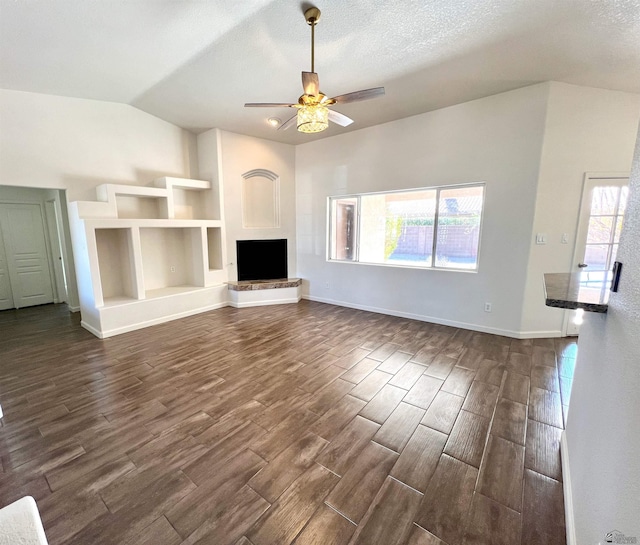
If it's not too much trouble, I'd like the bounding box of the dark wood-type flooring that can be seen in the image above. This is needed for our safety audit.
[0,301,575,545]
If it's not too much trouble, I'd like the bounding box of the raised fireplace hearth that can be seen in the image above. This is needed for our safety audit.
[228,239,301,307]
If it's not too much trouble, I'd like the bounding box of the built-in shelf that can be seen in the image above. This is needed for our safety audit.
[69,177,228,337]
[543,273,609,313]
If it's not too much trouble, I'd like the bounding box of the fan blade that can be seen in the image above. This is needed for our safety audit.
[328,110,354,127]
[278,114,298,131]
[331,87,385,104]
[302,72,319,96]
[244,103,295,108]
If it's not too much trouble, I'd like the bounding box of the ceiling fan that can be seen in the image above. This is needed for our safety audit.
[244,6,385,134]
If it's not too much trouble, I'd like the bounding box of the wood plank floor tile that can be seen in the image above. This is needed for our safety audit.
[349,477,422,545]
[415,454,478,545]
[306,379,354,416]
[456,348,485,372]
[443,410,490,468]
[404,376,443,410]
[501,372,530,405]
[252,410,319,461]
[167,449,267,538]
[528,387,564,429]
[411,345,440,366]
[491,398,527,445]
[559,376,572,410]
[126,516,182,545]
[291,504,356,545]
[557,356,576,379]
[325,441,398,523]
[340,357,380,385]
[390,425,447,492]
[378,351,413,374]
[373,402,425,453]
[530,365,560,393]
[248,432,329,503]
[359,384,407,424]
[521,469,566,545]
[462,493,521,545]
[310,395,367,441]
[462,381,499,419]
[389,362,428,390]
[423,354,457,380]
[441,367,476,397]
[475,359,505,387]
[404,525,446,545]
[334,348,371,370]
[300,365,346,394]
[349,370,393,402]
[532,346,557,368]
[246,464,339,545]
[421,390,464,434]
[506,353,532,376]
[477,435,524,512]
[40,488,110,544]
[368,343,402,362]
[316,416,380,476]
[183,445,265,488]
[179,485,270,545]
[525,419,562,480]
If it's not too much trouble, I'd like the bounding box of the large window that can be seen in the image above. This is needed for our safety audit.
[329,184,485,270]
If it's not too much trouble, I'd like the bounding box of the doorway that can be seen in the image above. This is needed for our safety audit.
[565,173,629,335]
[0,202,55,309]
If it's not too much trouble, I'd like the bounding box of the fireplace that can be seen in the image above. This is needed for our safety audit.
[236,239,288,281]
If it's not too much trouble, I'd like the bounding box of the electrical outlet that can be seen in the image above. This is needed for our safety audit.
[484,302,492,312]
[325,282,330,289]
[561,233,569,244]
[170,266,176,273]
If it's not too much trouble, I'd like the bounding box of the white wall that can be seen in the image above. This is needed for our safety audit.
[296,83,550,337]
[204,130,296,282]
[0,89,197,202]
[521,83,640,334]
[564,122,640,545]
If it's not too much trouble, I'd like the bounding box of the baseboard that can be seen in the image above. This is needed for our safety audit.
[83,302,228,339]
[67,305,80,313]
[302,295,562,339]
[227,297,301,309]
[80,320,104,339]
[561,431,577,545]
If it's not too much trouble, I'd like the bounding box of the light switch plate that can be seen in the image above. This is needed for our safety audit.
[535,233,547,244]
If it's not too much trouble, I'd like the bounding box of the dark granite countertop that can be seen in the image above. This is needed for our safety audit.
[543,273,609,313]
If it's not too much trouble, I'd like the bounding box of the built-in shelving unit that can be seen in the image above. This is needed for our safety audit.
[69,177,228,338]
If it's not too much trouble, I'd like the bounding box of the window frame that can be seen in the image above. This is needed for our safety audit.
[327,182,486,272]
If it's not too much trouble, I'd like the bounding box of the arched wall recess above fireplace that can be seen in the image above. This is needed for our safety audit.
[241,169,280,229]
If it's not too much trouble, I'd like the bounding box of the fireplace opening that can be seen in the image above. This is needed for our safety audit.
[236,239,288,281]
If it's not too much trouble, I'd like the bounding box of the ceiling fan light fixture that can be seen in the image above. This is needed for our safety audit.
[267,117,281,128]
[297,104,328,133]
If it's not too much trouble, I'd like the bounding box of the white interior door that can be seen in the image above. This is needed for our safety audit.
[565,174,629,335]
[0,203,55,309]
[0,230,14,310]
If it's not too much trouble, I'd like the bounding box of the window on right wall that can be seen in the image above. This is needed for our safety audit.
[329,183,485,271]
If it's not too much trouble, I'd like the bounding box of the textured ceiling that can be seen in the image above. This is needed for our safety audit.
[1,0,639,145]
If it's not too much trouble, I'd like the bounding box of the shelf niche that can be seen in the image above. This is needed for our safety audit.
[95,228,137,302]
[140,227,203,292]
[207,227,223,271]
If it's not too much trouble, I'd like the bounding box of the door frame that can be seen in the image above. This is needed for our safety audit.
[562,171,630,336]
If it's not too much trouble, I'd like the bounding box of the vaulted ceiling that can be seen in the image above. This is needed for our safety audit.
[1,0,639,145]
